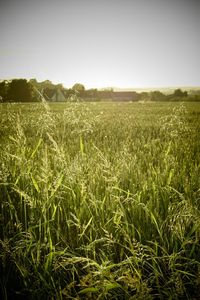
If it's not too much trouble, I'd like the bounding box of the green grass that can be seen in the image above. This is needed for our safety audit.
[0,101,200,299]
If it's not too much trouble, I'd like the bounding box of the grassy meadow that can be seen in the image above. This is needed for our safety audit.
[0,101,200,299]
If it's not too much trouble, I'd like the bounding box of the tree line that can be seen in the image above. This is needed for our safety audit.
[0,78,200,102]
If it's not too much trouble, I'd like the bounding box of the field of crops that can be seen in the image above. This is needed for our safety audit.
[0,101,200,299]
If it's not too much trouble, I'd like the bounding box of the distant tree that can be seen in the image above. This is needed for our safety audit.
[30,78,53,90]
[7,79,33,102]
[138,92,149,101]
[0,80,8,102]
[29,78,41,101]
[149,91,166,101]
[29,78,39,87]
[72,83,85,92]
[41,80,54,90]
[55,83,65,91]
[173,89,188,98]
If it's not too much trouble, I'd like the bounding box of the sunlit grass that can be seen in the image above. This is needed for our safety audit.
[0,101,200,299]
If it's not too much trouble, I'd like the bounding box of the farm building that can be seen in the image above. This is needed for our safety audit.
[43,87,66,101]
[49,88,66,101]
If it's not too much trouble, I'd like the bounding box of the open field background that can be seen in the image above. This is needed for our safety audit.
[0,102,200,299]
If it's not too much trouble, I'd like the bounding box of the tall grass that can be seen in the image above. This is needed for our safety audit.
[0,101,200,299]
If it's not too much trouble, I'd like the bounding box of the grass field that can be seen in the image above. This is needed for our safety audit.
[0,101,200,299]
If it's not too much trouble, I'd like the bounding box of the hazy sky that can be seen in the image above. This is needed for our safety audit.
[0,0,199,88]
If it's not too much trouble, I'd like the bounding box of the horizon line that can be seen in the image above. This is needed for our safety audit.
[0,77,200,91]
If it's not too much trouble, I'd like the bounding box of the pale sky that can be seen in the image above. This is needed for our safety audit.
[0,0,199,89]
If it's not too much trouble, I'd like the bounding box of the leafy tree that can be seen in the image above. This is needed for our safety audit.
[138,92,149,101]
[29,78,39,88]
[173,89,188,98]
[72,83,85,92]
[40,80,54,90]
[7,79,33,102]
[0,80,8,102]
[149,91,166,101]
